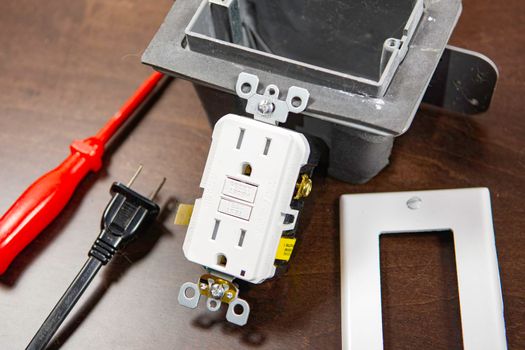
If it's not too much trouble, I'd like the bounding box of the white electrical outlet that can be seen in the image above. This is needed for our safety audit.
[183,114,310,284]
[178,74,313,326]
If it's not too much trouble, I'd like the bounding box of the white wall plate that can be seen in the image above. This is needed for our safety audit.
[340,188,507,350]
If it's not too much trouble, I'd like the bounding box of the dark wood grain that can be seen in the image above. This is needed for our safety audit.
[0,0,523,349]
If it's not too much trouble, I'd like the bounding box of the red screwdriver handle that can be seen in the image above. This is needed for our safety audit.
[0,137,104,274]
[0,72,163,274]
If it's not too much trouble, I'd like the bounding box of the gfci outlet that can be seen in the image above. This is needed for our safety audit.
[177,74,314,326]
[184,114,310,283]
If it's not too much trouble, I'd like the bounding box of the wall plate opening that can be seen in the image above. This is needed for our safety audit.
[380,231,463,349]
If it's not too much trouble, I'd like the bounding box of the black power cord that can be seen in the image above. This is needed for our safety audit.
[27,166,164,350]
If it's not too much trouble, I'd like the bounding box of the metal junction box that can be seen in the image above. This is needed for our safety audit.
[143,0,497,183]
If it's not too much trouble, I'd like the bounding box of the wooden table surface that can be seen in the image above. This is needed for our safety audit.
[0,0,523,349]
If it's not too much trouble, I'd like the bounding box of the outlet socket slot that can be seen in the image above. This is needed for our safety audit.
[241,162,252,176]
[238,229,247,247]
[212,219,220,240]
[217,253,228,267]
[236,128,245,149]
[263,138,272,155]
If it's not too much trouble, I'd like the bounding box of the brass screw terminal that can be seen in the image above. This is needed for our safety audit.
[294,174,312,200]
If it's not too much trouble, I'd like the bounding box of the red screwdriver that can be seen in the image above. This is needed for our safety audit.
[0,71,165,274]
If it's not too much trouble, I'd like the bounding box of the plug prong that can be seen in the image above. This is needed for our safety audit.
[127,164,143,188]
[149,177,166,200]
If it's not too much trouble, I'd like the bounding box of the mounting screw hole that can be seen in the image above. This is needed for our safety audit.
[241,82,252,94]
[291,96,302,108]
[184,287,195,298]
[233,304,244,315]
[268,87,276,95]
[407,197,422,210]
[210,300,218,308]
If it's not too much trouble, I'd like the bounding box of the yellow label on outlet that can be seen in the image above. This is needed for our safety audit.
[275,237,296,261]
